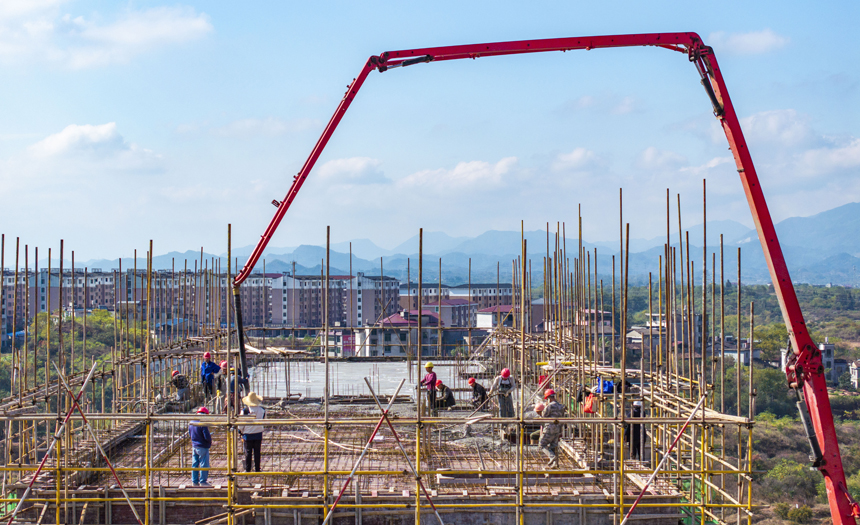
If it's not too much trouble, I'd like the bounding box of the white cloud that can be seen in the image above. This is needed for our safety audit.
[611,96,637,115]
[551,148,601,172]
[637,147,687,170]
[680,156,733,176]
[399,157,518,190]
[318,157,389,185]
[740,109,817,147]
[798,138,860,175]
[28,122,162,171]
[212,117,321,138]
[708,29,789,55]
[0,5,212,68]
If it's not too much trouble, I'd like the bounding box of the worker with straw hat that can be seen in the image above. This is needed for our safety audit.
[420,362,437,415]
[240,392,266,472]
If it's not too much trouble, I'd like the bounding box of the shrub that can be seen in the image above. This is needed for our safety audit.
[786,504,813,523]
[773,502,790,519]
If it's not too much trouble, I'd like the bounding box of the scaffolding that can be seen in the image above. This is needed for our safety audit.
[0,192,757,524]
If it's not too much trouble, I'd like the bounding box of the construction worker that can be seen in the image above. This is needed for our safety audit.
[538,389,566,468]
[420,362,437,414]
[468,377,487,409]
[629,400,643,460]
[215,360,228,412]
[189,407,212,486]
[435,380,456,411]
[171,370,190,401]
[200,352,220,400]
[489,368,516,418]
[240,391,266,472]
[530,403,546,444]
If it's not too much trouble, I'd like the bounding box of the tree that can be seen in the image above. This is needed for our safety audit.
[754,323,788,362]
[839,371,854,391]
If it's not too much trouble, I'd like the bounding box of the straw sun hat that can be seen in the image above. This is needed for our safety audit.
[242,392,263,406]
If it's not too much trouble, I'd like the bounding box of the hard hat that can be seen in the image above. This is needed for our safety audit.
[535,403,546,413]
[467,377,476,385]
[501,368,511,378]
[171,370,179,378]
[544,388,556,399]
[220,360,227,368]
[197,407,210,415]
[634,400,643,407]
[203,352,212,359]
[435,379,443,387]
[425,362,434,369]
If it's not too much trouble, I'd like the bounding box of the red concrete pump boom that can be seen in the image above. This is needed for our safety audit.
[231,32,860,523]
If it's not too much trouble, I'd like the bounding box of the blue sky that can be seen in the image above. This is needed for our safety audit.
[1,1,858,259]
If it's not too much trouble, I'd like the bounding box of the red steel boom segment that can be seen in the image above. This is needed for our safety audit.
[231,32,859,523]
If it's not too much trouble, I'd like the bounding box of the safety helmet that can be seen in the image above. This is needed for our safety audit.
[425,362,434,369]
[220,360,227,368]
[203,352,211,359]
[500,368,511,378]
[435,379,443,387]
[467,377,476,385]
[544,388,556,399]
[197,407,210,415]
[535,403,546,413]
[172,370,179,378]
[633,400,643,407]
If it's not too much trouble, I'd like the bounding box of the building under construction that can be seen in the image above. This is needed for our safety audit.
[0,205,757,525]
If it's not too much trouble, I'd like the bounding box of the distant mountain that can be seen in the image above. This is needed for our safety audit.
[64,202,860,287]
[390,231,470,255]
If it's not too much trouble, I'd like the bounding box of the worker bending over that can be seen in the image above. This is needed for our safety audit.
[171,370,190,401]
[468,377,487,409]
[435,380,456,412]
[537,389,566,468]
[489,368,516,418]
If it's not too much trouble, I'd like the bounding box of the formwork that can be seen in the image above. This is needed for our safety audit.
[0,211,756,525]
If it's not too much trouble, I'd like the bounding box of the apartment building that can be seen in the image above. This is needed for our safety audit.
[449,283,513,309]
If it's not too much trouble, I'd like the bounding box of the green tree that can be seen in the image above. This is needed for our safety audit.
[840,371,855,391]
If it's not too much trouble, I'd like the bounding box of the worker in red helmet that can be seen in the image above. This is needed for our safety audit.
[468,377,488,409]
[435,380,456,411]
[538,388,566,468]
[489,368,516,418]
[170,369,190,402]
[200,351,220,401]
[189,407,212,486]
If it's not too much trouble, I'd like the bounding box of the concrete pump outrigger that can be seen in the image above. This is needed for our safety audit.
[230,33,860,524]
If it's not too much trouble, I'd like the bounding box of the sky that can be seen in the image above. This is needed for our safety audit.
[0,1,858,261]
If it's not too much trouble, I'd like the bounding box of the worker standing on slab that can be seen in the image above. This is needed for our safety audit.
[468,377,487,409]
[200,352,220,401]
[629,400,643,460]
[189,407,212,486]
[435,380,456,412]
[420,362,437,415]
[538,389,566,468]
[240,392,266,472]
[171,370,190,402]
[489,368,516,418]
[215,360,228,412]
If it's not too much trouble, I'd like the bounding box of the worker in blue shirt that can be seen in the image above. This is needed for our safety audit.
[189,407,212,486]
[200,351,220,400]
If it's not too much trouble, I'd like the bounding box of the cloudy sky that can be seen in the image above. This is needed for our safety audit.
[1,1,858,260]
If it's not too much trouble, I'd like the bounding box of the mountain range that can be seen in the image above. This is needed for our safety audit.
[69,202,860,286]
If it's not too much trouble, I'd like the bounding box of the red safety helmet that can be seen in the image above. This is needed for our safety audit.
[197,407,210,415]
[203,352,211,359]
[220,360,228,368]
[535,403,546,413]
[436,379,443,387]
[544,388,556,399]
[467,377,476,385]
[172,370,179,378]
[501,368,511,378]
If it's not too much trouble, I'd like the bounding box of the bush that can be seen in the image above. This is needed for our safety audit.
[786,504,813,523]
[759,459,820,504]
[773,501,790,519]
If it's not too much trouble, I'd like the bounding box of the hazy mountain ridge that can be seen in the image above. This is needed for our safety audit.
[70,203,860,286]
